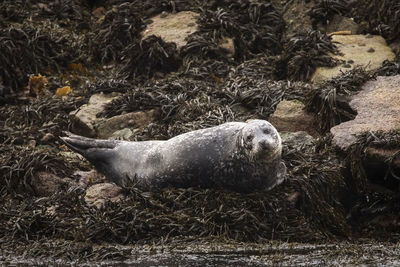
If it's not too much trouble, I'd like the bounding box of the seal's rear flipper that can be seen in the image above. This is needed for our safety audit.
[60,133,122,180]
[60,133,119,161]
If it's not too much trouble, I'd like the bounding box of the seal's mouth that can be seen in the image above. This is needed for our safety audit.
[255,146,281,162]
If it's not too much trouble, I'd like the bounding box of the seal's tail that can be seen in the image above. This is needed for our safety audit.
[60,132,119,163]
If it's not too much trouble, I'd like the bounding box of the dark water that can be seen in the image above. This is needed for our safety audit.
[2,242,400,266]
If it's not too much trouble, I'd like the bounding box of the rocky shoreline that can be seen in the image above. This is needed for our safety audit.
[1,0,399,264]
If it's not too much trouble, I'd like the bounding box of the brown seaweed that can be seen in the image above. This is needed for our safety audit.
[306,67,374,133]
[278,30,339,81]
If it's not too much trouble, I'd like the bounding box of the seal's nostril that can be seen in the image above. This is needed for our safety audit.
[260,140,272,149]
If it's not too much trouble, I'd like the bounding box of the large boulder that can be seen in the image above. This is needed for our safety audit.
[311,35,395,83]
[331,75,400,151]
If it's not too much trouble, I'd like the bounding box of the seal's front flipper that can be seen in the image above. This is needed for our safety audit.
[276,161,287,185]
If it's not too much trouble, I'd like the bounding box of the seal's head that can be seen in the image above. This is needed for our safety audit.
[240,120,282,162]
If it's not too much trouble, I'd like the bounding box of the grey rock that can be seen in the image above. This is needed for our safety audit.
[281,131,315,150]
[70,93,118,137]
[109,128,134,140]
[331,75,400,150]
[97,109,157,139]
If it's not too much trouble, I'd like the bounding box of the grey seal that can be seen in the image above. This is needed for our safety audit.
[61,120,287,193]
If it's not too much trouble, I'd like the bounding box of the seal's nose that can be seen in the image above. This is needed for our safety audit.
[260,139,274,150]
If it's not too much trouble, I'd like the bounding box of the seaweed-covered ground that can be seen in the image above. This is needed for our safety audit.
[1,0,400,265]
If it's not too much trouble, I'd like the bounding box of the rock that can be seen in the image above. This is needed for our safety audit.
[41,133,55,143]
[322,15,361,35]
[70,93,118,137]
[311,35,395,83]
[219,37,235,57]
[281,131,315,149]
[97,109,158,139]
[73,170,106,189]
[28,139,36,148]
[85,183,125,209]
[142,11,199,49]
[269,100,317,137]
[389,40,400,55]
[282,0,313,37]
[31,172,69,196]
[92,6,105,19]
[109,128,134,140]
[331,75,400,150]
[365,147,400,167]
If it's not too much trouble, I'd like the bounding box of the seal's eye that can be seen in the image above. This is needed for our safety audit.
[246,134,254,141]
[263,128,270,134]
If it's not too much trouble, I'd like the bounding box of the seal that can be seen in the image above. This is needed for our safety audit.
[61,120,287,193]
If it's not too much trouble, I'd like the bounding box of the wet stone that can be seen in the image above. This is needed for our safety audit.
[323,15,361,35]
[281,131,314,150]
[85,183,125,209]
[69,93,119,137]
[312,35,395,83]
[331,75,400,151]
[73,170,106,189]
[142,11,199,49]
[269,100,317,137]
[97,109,158,139]
[31,172,70,196]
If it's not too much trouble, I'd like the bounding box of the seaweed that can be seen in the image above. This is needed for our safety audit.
[351,0,400,42]
[0,0,36,23]
[375,59,400,77]
[279,30,339,81]
[308,0,349,27]
[306,67,374,133]
[0,22,89,96]
[345,131,400,237]
[93,2,145,64]
[39,0,92,29]
[119,35,181,80]
[0,145,72,196]
[88,77,133,94]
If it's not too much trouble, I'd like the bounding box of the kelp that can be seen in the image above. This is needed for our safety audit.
[345,131,400,238]
[351,0,400,42]
[92,2,145,64]
[306,67,374,133]
[279,30,339,81]
[308,0,349,26]
[119,35,181,80]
